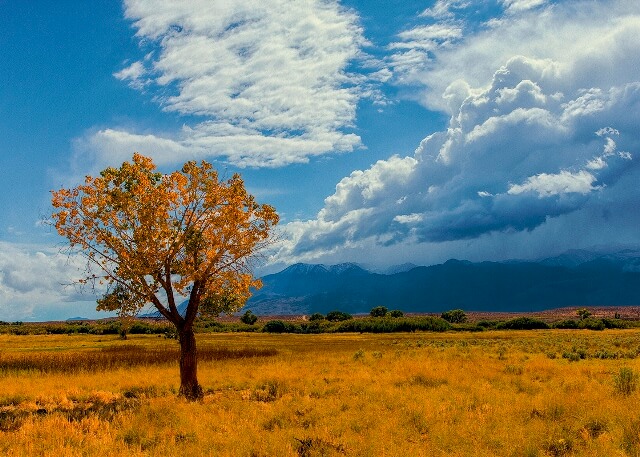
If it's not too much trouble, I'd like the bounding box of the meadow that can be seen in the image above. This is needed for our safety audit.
[1,329,640,456]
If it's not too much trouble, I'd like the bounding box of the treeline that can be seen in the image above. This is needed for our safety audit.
[0,307,633,336]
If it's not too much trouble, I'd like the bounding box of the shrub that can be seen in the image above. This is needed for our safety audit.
[333,316,451,333]
[389,310,404,318]
[370,306,388,318]
[553,319,579,329]
[600,318,626,329]
[240,310,258,325]
[495,317,549,330]
[309,313,325,321]
[578,318,605,331]
[441,309,467,324]
[325,311,352,322]
[476,320,499,329]
[262,320,294,333]
[614,367,638,396]
[576,308,592,320]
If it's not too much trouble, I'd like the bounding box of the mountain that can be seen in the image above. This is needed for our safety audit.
[244,250,640,315]
[140,299,189,318]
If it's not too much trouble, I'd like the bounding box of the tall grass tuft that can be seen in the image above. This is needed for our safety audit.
[613,367,638,396]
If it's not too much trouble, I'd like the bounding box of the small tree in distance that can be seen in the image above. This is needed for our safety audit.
[51,153,278,400]
[441,309,467,324]
[326,310,352,322]
[577,308,592,320]
[240,310,258,325]
[370,306,388,317]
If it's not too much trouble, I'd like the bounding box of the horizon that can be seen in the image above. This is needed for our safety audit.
[1,1,639,321]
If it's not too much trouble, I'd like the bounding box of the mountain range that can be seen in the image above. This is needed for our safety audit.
[243,248,640,315]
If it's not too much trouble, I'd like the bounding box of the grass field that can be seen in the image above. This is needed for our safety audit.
[2,330,640,456]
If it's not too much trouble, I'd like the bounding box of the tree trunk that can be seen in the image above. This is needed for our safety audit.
[178,326,203,401]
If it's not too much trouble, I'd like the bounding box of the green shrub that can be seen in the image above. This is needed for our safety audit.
[576,308,592,320]
[614,367,638,396]
[262,320,293,333]
[389,310,404,318]
[495,317,549,330]
[476,320,499,329]
[600,318,627,329]
[309,313,325,321]
[240,310,258,325]
[553,319,579,329]
[441,309,467,324]
[333,316,451,333]
[325,311,352,322]
[369,306,388,317]
[578,318,605,331]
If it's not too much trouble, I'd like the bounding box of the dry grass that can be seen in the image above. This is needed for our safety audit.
[2,330,640,455]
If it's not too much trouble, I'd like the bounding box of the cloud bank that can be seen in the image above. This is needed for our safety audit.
[276,0,640,265]
[0,243,100,321]
[76,0,369,170]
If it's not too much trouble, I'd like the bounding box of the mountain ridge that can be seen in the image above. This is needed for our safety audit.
[244,248,640,315]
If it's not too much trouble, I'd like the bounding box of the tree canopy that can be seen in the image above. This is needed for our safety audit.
[51,153,278,399]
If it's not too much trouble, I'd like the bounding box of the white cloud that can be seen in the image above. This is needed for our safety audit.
[275,0,640,265]
[507,170,598,197]
[113,61,148,89]
[82,0,370,169]
[0,242,100,321]
[501,0,547,14]
[421,0,470,19]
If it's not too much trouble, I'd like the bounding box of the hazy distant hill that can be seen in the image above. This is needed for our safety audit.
[243,248,640,315]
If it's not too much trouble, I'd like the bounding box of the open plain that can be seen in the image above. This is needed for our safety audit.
[2,329,640,456]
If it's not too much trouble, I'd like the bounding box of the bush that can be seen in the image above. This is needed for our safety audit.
[370,306,388,318]
[263,320,292,333]
[553,319,579,329]
[476,320,499,329]
[389,310,404,318]
[576,308,592,320]
[309,313,325,321]
[495,317,549,330]
[240,310,258,325]
[578,318,605,331]
[333,316,451,333]
[441,309,467,324]
[326,311,352,322]
[614,367,638,396]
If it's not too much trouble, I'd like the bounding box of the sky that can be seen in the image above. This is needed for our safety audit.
[1,0,639,321]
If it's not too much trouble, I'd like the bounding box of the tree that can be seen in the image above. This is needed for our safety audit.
[240,310,258,325]
[326,310,352,322]
[369,306,388,317]
[96,283,142,339]
[576,308,592,320]
[51,153,278,400]
[441,309,467,324]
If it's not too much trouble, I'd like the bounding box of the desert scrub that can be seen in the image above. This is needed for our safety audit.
[613,367,638,396]
[2,331,640,456]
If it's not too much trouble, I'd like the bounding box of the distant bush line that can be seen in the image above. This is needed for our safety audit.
[0,313,633,336]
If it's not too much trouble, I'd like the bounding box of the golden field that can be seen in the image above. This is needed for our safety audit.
[2,330,640,456]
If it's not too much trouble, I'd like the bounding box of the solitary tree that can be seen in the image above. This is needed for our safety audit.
[441,309,467,324]
[369,306,388,317]
[51,153,278,400]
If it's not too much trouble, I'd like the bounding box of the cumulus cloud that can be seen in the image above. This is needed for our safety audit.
[77,0,369,170]
[275,0,640,265]
[0,243,100,321]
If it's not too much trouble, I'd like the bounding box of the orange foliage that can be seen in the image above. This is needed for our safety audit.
[51,153,279,327]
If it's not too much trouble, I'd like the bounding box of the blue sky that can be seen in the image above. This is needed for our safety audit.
[1,0,639,320]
